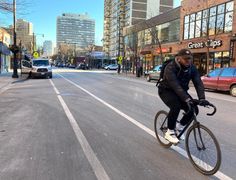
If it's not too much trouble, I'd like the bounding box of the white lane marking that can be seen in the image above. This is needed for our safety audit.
[58,73,233,180]
[49,79,110,180]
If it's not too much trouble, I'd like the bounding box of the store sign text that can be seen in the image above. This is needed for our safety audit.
[188,40,222,49]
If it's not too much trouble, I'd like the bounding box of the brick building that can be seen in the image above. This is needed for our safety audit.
[123,0,235,74]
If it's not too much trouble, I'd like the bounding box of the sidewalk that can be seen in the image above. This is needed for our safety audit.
[0,72,15,90]
[0,71,28,90]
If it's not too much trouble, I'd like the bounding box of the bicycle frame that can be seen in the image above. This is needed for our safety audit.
[177,107,211,150]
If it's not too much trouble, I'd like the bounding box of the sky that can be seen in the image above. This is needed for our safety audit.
[0,0,181,47]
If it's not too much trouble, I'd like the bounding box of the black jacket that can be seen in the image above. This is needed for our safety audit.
[159,59,205,102]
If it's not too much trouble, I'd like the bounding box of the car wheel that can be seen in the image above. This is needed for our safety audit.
[108,68,110,70]
[147,75,151,82]
[230,85,236,97]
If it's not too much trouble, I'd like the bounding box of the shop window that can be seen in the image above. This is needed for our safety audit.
[216,14,224,34]
[196,11,202,20]
[184,23,189,39]
[169,19,180,42]
[217,4,225,14]
[184,15,189,24]
[220,68,235,77]
[202,9,209,19]
[208,16,216,35]
[210,6,217,16]
[195,20,201,37]
[226,1,234,12]
[202,18,207,37]
[183,1,234,39]
[190,13,196,22]
[224,11,233,32]
[189,22,195,38]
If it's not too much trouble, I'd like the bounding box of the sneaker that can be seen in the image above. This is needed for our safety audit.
[165,129,179,144]
[176,122,185,141]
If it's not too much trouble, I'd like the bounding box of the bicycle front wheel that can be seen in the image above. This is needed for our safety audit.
[185,124,221,175]
[154,111,172,148]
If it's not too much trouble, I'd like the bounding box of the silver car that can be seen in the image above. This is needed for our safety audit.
[146,65,162,82]
[104,64,118,70]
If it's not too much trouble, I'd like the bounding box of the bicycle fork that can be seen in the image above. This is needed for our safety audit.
[193,122,206,150]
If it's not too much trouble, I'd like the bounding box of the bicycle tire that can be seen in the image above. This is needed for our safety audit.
[185,124,221,175]
[154,110,172,148]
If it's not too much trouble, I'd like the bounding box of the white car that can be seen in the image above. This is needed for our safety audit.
[104,64,118,70]
[21,58,52,78]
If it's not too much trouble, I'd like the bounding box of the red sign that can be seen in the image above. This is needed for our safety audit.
[154,47,171,54]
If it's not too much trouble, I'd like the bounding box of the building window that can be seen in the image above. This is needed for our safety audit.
[209,16,216,35]
[183,1,234,39]
[224,10,233,32]
[184,15,189,39]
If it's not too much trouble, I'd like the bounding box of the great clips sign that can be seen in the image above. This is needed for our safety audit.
[188,39,222,49]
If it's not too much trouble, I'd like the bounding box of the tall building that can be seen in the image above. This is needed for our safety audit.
[103,0,174,58]
[15,19,35,53]
[43,40,53,57]
[56,13,95,49]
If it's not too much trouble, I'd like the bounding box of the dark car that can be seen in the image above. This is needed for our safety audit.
[146,65,162,82]
[68,64,76,68]
[76,63,88,70]
[201,67,236,96]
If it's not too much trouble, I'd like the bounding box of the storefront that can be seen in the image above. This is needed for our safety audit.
[181,37,232,75]
[179,0,235,74]
[0,42,11,73]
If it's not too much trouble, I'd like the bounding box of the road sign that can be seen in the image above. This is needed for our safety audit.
[118,56,123,64]
[33,51,39,58]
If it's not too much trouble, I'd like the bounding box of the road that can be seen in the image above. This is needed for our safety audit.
[0,69,235,180]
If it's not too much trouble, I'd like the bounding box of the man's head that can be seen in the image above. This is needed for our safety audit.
[176,49,193,68]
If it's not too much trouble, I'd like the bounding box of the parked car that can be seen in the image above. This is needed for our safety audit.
[76,63,88,70]
[201,67,236,96]
[146,65,162,82]
[68,64,76,68]
[21,58,52,78]
[104,64,118,70]
[102,63,109,69]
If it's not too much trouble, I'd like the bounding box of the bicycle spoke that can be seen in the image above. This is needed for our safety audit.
[186,124,221,175]
[154,111,171,148]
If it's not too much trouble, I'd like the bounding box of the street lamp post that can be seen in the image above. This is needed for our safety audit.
[117,16,121,74]
[12,0,18,78]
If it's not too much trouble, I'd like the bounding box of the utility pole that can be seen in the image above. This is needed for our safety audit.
[12,0,18,78]
[117,16,121,74]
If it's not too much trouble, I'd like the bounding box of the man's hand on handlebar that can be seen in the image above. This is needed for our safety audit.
[199,99,210,106]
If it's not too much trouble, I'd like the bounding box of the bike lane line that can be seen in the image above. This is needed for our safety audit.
[58,73,233,180]
[49,79,110,180]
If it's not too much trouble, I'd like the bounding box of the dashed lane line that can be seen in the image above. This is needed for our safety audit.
[49,79,110,180]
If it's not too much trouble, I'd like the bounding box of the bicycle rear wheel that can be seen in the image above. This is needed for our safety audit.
[154,110,172,148]
[185,124,221,175]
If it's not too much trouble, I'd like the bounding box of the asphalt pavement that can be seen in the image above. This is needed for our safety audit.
[0,69,235,180]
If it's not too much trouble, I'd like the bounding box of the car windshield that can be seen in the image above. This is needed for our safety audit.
[33,60,49,66]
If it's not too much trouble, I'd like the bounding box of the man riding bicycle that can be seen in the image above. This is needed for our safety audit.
[158,49,209,144]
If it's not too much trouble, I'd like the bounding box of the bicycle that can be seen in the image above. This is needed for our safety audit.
[154,99,221,175]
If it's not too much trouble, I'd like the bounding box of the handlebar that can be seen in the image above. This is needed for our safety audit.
[206,103,217,116]
[188,99,217,116]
